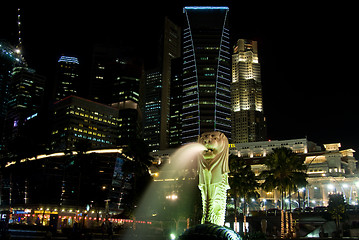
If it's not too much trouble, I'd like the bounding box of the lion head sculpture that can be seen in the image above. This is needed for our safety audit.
[198,131,230,183]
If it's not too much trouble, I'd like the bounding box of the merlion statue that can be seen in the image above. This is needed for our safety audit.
[198,131,230,226]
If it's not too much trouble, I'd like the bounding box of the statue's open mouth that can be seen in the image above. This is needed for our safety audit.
[204,148,214,153]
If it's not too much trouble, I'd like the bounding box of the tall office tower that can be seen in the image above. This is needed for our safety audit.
[0,41,24,142]
[89,45,143,105]
[143,70,162,151]
[231,39,266,143]
[89,45,143,145]
[143,17,181,151]
[4,67,45,142]
[159,17,181,149]
[168,57,183,147]
[108,58,142,145]
[182,6,231,143]
[55,56,80,101]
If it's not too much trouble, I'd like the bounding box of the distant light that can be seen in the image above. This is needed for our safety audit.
[327,184,335,190]
[166,194,178,200]
[170,233,176,240]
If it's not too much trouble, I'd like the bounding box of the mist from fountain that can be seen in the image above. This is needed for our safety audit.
[123,142,207,239]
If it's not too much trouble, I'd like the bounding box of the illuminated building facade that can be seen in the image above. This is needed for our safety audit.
[51,96,119,151]
[231,39,266,143]
[182,6,231,143]
[55,56,80,101]
[241,142,359,209]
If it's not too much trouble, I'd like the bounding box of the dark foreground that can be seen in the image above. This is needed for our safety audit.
[1,229,168,240]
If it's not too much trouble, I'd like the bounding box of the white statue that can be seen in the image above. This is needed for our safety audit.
[198,131,230,226]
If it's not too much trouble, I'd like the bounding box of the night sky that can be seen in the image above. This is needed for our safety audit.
[1,2,358,153]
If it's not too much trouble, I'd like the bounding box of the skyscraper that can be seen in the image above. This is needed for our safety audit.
[143,17,181,151]
[159,17,181,150]
[4,67,45,142]
[55,56,80,101]
[0,41,24,141]
[168,57,183,148]
[143,70,162,150]
[182,6,231,143]
[89,45,143,105]
[231,39,266,143]
[89,45,144,145]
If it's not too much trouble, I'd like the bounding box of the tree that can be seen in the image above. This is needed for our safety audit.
[328,193,346,231]
[228,154,259,233]
[260,147,307,210]
[260,147,307,238]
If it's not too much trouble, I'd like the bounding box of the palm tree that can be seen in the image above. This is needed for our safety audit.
[260,147,307,209]
[260,147,307,237]
[228,154,259,233]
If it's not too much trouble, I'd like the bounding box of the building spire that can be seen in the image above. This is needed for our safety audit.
[17,8,22,50]
[16,8,27,66]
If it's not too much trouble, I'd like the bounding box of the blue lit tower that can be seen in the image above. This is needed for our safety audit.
[55,55,80,101]
[182,6,231,143]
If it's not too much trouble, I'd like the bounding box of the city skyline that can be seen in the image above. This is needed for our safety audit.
[1,3,358,152]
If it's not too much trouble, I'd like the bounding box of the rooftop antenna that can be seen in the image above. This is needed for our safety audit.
[16,8,27,66]
[17,8,22,50]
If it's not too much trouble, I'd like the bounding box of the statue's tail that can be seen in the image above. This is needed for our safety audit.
[199,173,230,226]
